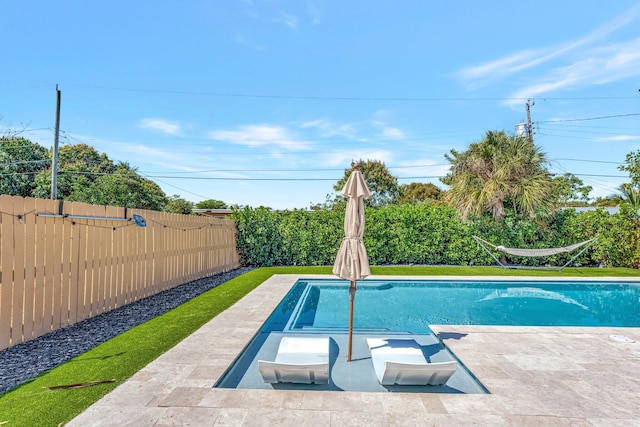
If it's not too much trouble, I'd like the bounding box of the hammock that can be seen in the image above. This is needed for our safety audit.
[472,236,598,271]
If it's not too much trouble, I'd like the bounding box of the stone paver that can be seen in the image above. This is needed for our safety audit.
[67,275,640,426]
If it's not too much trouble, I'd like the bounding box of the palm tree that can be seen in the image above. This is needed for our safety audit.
[618,184,640,211]
[442,131,553,220]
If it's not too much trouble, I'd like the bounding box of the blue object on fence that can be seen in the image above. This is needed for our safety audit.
[133,214,146,227]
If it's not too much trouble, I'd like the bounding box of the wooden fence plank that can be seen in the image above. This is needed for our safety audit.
[11,197,25,345]
[67,202,81,326]
[75,204,93,322]
[33,198,48,338]
[22,198,36,341]
[93,206,106,310]
[75,211,88,319]
[142,210,154,296]
[172,214,180,286]
[0,196,15,348]
[113,210,124,308]
[104,206,118,311]
[55,204,66,328]
[88,206,99,315]
[42,199,57,335]
[162,213,171,288]
[128,217,137,302]
[152,213,164,293]
[133,218,144,298]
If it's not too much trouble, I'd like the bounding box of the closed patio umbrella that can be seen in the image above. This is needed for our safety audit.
[332,164,371,362]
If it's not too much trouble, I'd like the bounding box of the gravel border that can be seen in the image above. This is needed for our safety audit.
[0,267,254,394]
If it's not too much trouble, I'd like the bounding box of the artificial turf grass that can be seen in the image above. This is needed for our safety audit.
[0,267,290,427]
[1,265,638,426]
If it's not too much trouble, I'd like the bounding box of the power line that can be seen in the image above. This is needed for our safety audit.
[139,173,627,181]
[0,171,42,176]
[137,164,451,175]
[540,123,640,131]
[0,160,51,167]
[537,132,609,140]
[70,85,529,102]
[0,157,624,176]
[537,113,640,123]
[71,85,640,102]
[552,158,622,164]
[571,173,626,178]
[142,174,210,200]
[537,126,640,137]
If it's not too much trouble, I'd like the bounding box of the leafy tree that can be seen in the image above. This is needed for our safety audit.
[593,196,620,207]
[309,193,346,211]
[195,199,227,209]
[165,194,194,214]
[619,150,640,186]
[551,173,592,206]
[0,136,50,196]
[333,159,399,207]
[29,144,168,210]
[607,149,640,211]
[394,182,442,205]
[618,184,640,211]
[33,144,116,199]
[69,162,167,210]
[442,130,553,220]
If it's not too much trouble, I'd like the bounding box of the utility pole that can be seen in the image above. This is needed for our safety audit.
[51,85,61,200]
[525,98,534,143]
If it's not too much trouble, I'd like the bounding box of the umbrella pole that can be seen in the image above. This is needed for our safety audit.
[348,280,356,362]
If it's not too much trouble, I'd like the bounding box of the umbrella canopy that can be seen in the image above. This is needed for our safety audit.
[332,165,371,362]
[332,167,371,281]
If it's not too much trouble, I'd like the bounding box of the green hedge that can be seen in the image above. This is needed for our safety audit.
[232,204,640,268]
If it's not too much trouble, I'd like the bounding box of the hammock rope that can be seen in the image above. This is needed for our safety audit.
[472,236,599,271]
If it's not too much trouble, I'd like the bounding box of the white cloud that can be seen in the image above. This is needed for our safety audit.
[457,49,556,88]
[302,115,408,144]
[593,134,640,142]
[301,118,361,140]
[505,38,640,105]
[234,33,265,51]
[276,11,299,29]
[457,3,640,100]
[138,118,182,136]
[368,110,407,140]
[380,127,405,140]
[209,124,312,151]
[122,143,178,160]
[307,2,323,25]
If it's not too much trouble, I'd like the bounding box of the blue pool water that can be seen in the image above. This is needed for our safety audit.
[216,278,639,392]
[265,279,640,333]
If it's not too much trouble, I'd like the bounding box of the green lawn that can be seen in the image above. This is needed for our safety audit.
[1,265,638,426]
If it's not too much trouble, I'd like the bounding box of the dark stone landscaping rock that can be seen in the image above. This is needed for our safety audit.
[0,267,254,394]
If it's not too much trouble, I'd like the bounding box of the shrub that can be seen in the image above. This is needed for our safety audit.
[232,204,639,268]
[233,206,284,266]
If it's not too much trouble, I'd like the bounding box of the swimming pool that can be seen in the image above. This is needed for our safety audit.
[216,277,638,392]
[270,279,640,332]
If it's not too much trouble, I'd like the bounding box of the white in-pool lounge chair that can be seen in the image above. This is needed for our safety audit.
[367,338,457,386]
[258,336,330,384]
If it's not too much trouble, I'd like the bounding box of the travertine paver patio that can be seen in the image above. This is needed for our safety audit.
[68,274,640,426]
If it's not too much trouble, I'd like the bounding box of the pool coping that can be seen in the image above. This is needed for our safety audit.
[67,274,640,426]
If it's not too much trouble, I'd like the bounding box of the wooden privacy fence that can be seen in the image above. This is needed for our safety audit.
[0,195,240,350]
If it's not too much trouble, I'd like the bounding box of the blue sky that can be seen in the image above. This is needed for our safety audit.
[2,1,639,209]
